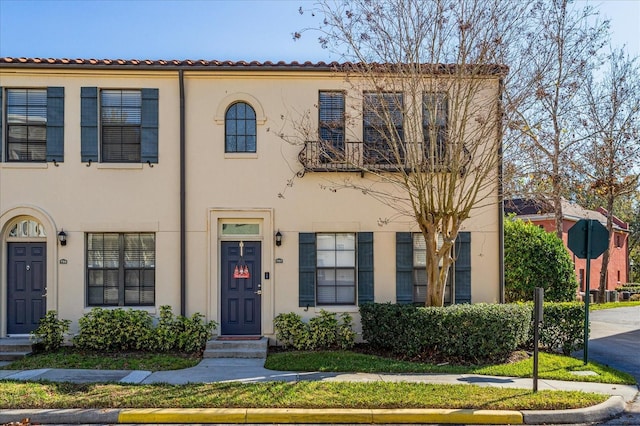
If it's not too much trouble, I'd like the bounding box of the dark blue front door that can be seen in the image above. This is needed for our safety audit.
[221,241,261,335]
[7,242,46,334]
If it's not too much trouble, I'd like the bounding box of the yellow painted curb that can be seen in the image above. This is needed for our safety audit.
[118,408,247,423]
[118,407,524,424]
[371,408,524,424]
[246,408,373,423]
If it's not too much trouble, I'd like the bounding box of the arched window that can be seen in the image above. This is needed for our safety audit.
[225,102,256,153]
[8,218,46,238]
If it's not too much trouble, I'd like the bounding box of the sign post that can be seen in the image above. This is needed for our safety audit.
[533,287,544,392]
[567,219,609,364]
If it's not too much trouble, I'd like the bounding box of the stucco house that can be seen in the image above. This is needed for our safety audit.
[505,198,630,297]
[0,57,505,338]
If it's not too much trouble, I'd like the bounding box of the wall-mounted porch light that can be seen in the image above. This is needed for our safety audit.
[275,230,283,247]
[58,230,67,246]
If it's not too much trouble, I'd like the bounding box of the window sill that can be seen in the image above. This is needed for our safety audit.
[96,163,144,170]
[314,306,359,314]
[224,153,258,159]
[84,306,157,314]
[1,162,49,169]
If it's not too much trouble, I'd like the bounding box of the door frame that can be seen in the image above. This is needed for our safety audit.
[208,208,274,337]
[0,207,59,337]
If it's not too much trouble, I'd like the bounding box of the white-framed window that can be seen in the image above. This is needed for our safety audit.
[316,233,356,305]
[101,89,142,162]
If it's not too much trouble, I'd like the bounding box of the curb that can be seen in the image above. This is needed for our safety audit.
[523,395,625,425]
[0,397,625,425]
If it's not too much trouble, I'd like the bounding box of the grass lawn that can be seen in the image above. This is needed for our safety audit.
[265,350,636,385]
[0,347,200,371]
[0,381,607,411]
[590,301,640,311]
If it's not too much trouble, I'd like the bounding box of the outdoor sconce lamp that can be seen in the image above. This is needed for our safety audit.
[58,230,67,246]
[275,231,283,247]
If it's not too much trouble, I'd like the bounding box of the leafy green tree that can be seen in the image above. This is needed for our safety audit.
[504,218,578,302]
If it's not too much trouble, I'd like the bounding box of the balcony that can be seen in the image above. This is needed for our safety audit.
[298,140,470,174]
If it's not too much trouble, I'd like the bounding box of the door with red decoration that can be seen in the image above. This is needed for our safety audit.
[220,241,261,335]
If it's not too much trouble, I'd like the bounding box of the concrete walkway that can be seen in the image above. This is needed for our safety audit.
[0,357,638,425]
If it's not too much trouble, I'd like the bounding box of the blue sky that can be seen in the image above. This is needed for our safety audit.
[0,0,638,61]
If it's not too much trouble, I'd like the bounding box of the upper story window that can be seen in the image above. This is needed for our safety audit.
[225,102,256,153]
[363,92,404,165]
[423,92,448,165]
[319,91,345,160]
[101,90,142,162]
[80,87,158,164]
[1,87,64,163]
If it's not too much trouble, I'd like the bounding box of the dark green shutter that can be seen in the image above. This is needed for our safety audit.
[357,232,374,305]
[46,87,64,162]
[141,88,159,163]
[454,232,472,304]
[0,87,3,162]
[81,87,98,162]
[299,233,316,307]
[396,232,413,304]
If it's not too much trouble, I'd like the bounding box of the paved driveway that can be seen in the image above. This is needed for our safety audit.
[587,306,640,425]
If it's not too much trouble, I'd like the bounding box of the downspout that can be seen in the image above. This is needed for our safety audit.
[179,69,186,316]
[498,77,505,303]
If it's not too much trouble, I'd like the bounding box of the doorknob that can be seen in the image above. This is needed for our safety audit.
[42,287,48,297]
[254,290,262,295]
[26,265,31,271]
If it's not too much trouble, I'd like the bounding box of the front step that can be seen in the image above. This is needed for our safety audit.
[203,337,268,359]
[0,337,34,361]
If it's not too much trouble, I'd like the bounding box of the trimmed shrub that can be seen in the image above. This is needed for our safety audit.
[531,302,584,355]
[73,308,154,351]
[274,310,355,350]
[504,218,578,302]
[360,303,532,364]
[30,310,71,352]
[73,306,216,353]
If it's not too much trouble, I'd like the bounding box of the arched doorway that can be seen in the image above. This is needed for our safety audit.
[6,218,47,334]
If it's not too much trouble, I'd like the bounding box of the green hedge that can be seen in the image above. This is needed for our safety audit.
[73,306,216,353]
[274,310,356,350]
[527,302,585,355]
[360,303,532,364]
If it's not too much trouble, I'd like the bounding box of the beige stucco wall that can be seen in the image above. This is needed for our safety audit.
[0,66,502,338]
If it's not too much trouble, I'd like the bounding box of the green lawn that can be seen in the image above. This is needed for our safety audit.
[265,350,636,385]
[590,301,640,311]
[0,381,607,411]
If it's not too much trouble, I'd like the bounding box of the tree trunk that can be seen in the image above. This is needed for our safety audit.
[598,196,615,303]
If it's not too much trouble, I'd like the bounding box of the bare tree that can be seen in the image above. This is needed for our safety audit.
[577,49,640,301]
[502,0,609,238]
[291,0,518,306]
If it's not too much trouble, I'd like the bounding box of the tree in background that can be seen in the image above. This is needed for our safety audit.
[502,0,609,238]
[576,49,640,299]
[504,218,578,302]
[291,0,517,306]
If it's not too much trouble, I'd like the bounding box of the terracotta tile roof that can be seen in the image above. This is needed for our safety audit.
[0,57,508,74]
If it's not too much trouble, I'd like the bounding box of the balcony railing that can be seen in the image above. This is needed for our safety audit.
[298,140,471,174]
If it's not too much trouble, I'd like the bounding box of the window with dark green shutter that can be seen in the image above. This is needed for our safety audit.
[396,232,469,305]
[319,91,345,161]
[81,87,158,164]
[101,90,142,162]
[299,232,374,307]
[6,89,47,162]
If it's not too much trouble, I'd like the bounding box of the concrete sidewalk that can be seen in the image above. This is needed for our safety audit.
[0,357,638,425]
